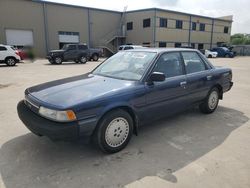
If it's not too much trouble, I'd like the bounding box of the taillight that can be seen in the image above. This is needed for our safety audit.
[15,51,20,56]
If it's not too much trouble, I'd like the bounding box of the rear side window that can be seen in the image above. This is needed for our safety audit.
[153,52,184,78]
[182,52,207,74]
[79,45,87,50]
[0,46,7,51]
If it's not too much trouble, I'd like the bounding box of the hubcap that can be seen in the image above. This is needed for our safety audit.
[81,57,86,62]
[208,91,218,110]
[105,117,129,148]
[55,57,61,64]
[8,59,15,65]
[93,55,98,61]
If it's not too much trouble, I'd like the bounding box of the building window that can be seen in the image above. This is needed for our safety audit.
[143,18,151,28]
[159,42,167,47]
[142,42,150,47]
[175,43,181,48]
[199,23,205,31]
[127,22,133,30]
[198,43,204,50]
[224,26,229,33]
[191,43,195,49]
[192,22,196,30]
[176,20,183,29]
[159,18,168,28]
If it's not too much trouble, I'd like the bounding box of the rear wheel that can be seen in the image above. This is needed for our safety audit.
[199,87,219,114]
[93,109,133,153]
[208,55,212,58]
[5,57,16,66]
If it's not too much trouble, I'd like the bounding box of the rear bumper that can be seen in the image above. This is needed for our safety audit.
[17,100,97,141]
[229,81,233,90]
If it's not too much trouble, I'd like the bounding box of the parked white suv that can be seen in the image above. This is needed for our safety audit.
[205,49,218,58]
[0,44,21,66]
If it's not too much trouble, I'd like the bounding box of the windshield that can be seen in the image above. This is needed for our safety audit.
[62,45,69,50]
[93,51,157,81]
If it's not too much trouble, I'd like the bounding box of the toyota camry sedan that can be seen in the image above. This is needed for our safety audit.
[17,48,233,153]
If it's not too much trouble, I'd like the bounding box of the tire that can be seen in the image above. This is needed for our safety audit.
[5,57,16,66]
[199,87,220,114]
[54,57,62,64]
[208,55,212,58]
[225,54,229,58]
[92,54,99,61]
[79,56,87,64]
[93,109,133,153]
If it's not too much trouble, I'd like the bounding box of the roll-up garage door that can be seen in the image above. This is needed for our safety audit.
[58,31,79,49]
[6,29,34,46]
[58,31,79,43]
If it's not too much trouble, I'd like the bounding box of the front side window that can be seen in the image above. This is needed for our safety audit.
[93,51,156,81]
[143,18,151,28]
[153,52,184,78]
[176,20,183,29]
[159,18,168,28]
[182,52,206,74]
[0,46,7,51]
[67,45,77,50]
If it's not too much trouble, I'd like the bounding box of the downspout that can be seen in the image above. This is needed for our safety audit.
[87,9,91,48]
[188,15,191,46]
[153,8,156,47]
[210,19,214,49]
[42,3,49,54]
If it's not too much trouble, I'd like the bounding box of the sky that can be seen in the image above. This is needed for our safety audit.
[45,0,250,34]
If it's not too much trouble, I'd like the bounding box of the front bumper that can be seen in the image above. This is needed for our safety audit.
[17,100,97,141]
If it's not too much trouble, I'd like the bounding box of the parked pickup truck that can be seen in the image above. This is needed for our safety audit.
[47,43,102,64]
[18,48,233,153]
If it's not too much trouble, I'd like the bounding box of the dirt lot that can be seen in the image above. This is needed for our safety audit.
[0,57,250,188]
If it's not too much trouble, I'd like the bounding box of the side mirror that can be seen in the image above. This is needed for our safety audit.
[149,72,166,82]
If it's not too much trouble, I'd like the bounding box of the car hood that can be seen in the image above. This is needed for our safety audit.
[27,74,135,109]
[49,50,64,53]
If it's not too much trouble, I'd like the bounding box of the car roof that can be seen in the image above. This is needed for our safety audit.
[125,48,200,53]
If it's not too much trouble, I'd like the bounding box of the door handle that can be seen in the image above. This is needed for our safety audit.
[180,81,187,88]
[207,75,213,80]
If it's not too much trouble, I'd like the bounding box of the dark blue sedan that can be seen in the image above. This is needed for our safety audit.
[17,48,233,153]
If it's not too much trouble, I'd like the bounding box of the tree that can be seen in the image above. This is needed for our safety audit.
[231,33,250,45]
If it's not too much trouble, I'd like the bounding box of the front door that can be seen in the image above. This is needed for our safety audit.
[145,52,188,120]
[64,44,78,61]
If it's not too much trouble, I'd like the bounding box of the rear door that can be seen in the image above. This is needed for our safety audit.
[145,52,188,120]
[64,44,78,60]
[181,51,213,104]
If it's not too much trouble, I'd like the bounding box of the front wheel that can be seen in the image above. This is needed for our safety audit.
[93,109,133,153]
[199,87,219,114]
[92,54,99,61]
[54,57,62,64]
[79,56,87,64]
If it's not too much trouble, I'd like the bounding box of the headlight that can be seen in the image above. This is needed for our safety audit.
[39,106,76,122]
